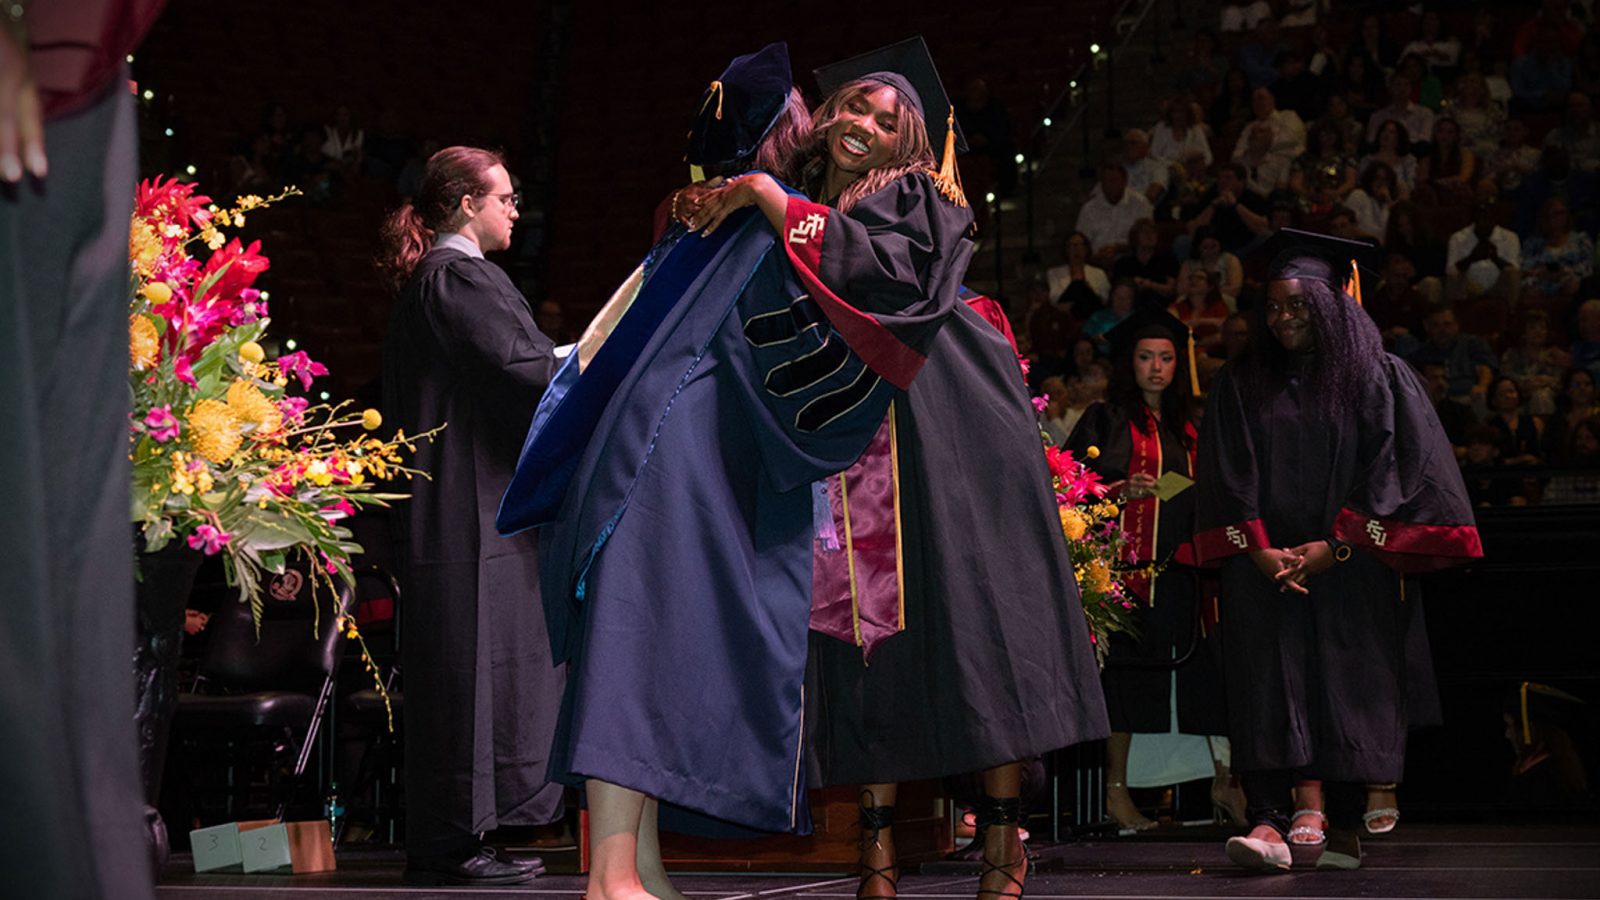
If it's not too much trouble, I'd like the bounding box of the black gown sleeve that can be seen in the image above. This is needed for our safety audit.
[1194,366,1272,562]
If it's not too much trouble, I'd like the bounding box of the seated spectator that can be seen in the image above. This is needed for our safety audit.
[284,124,337,202]
[1025,280,1079,389]
[1360,120,1420,197]
[1573,299,1600,383]
[1307,24,1344,81]
[1512,0,1586,60]
[1515,145,1600,237]
[1208,68,1254,136]
[1220,0,1272,35]
[1460,424,1524,507]
[1409,303,1499,407]
[1369,252,1433,350]
[1290,119,1359,200]
[1447,72,1507,161]
[1272,48,1324,121]
[1420,361,1479,456]
[1112,218,1179,311]
[1083,282,1136,347]
[321,103,365,174]
[1079,357,1112,405]
[1367,71,1437,150]
[1179,226,1243,306]
[1319,93,1366,156]
[1385,200,1448,279]
[1401,11,1463,75]
[1338,53,1385,123]
[1047,231,1111,317]
[1510,23,1574,114]
[1521,197,1593,307]
[1484,375,1547,465]
[1542,416,1600,504]
[1397,53,1446,113]
[1234,121,1291,195]
[1542,91,1600,173]
[1239,17,1285,88]
[1417,117,1480,204]
[1039,375,1090,446]
[1346,160,1401,241]
[227,132,277,196]
[1485,119,1544,193]
[1172,268,1231,340]
[1151,99,1213,176]
[1279,0,1318,29]
[1181,162,1270,255]
[1176,30,1231,104]
[364,106,416,182]
[1446,200,1522,301]
[1076,163,1155,267]
[1552,365,1600,443]
[261,102,295,168]
[1325,204,1369,243]
[1232,87,1307,169]
[1350,12,1400,77]
[1501,310,1570,416]
[1109,128,1170,206]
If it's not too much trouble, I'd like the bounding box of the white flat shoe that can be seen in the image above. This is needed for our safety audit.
[1226,835,1292,871]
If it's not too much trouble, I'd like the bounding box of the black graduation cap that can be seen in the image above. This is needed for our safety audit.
[1506,681,1592,746]
[685,42,793,170]
[1105,306,1200,396]
[1251,227,1382,303]
[813,36,968,157]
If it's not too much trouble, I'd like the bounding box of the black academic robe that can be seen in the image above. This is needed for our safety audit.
[790,174,1110,787]
[382,248,564,852]
[1066,402,1227,735]
[1195,355,1480,782]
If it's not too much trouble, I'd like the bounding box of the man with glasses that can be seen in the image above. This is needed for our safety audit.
[1195,230,1480,872]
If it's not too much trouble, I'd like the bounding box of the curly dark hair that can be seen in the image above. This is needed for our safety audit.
[1233,275,1387,419]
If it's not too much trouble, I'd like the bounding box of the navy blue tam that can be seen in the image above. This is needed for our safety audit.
[685,42,793,169]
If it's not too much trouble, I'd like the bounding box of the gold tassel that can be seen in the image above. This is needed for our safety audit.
[1348,258,1362,306]
[928,105,968,208]
[1187,331,1201,397]
[699,80,725,121]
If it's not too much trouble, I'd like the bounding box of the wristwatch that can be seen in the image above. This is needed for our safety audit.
[1324,538,1353,562]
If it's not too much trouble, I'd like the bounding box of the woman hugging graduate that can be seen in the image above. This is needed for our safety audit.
[694,37,1108,900]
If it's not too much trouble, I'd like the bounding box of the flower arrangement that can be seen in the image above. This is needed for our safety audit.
[1036,398,1143,666]
[127,177,436,656]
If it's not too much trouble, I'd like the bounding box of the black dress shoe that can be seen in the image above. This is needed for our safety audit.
[404,846,539,885]
[488,846,546,876]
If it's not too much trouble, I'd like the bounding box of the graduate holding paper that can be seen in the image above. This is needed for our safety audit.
[1064,308,1243,832]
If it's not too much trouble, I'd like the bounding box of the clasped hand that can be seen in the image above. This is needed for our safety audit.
[0,23,47,182]
[1249,541,1334,595]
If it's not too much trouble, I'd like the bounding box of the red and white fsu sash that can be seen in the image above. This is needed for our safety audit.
[1120,412,1198,605]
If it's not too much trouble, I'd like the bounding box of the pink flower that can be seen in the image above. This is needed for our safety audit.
[318,499,356,522]
[1032,395,1049,414]
[144,405,180,442]
[186,524,232,555]
[278,351,329,390]
[277,395,309,426]
[172,355,197,387]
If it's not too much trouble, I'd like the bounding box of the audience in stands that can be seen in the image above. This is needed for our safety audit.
[1446,72,1506,160]
[1401,11,1463,75]
[1484,119,1543,192]
[956,76,1019,198]
[1221,0,1272,36]
[1337,52,1385,122]
[1370,252,1432,352]
[1360,119,1418,197]
[1290,119,1359,201]
[1181,162,1269,256]
[1320,93,1367,155]
[1210,68,1256,137]
[1233,87,1307,170]
[1083,281,1135,348]
[1543,91,1599,172]
[1078,163,1154,267]
[1520,197,1593,308]
[1510,23,1575,114]
[1345,160,1399,241]
[1421,361,1476,455]
[1501,310,1569,416]
[1047,231,1111,316]
[1384,200,1447,280]
[1410,304,1498,409]
[1484,375,1547,465]
[1177,30,1231,105]
[1543,416,1600,503]
[1179,226,1244,307]
[1240,18,1286,88]
[1113,219,1179,312]
[1514,145,1598,237]
[1461,424,1524,507]
[1112,128,1171,206]
[1366,71,1436,149]
[1446,199,1521,301]
[1513,0,1587,59]
[1573,300,1600,383]
[1416,117,1478,203]
[321,103,365,176]
[1271,48,1323,121]
[1349,12,1399,76]
[1152,98,1213,175]
[1235,122,1292,195]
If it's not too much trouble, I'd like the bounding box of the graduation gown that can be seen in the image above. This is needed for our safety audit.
[382,248,564,850]
[1194,355,1481,782]
[501,196,904,834]
[788,175,1110,787]
[1065,402,1227,736]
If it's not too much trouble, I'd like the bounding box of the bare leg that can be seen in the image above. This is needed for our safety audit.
[1289,778,1326,846]
[635,797,688,900]
[1105,732,1154,830]
[1209,743,1248,826]
[858,783,898,899]
[977,763,1027,899]
[585,779,655,900]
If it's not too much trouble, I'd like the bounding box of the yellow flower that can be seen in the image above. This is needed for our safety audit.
[1084,559,1114,594]
[141,281,173,304]
[361,408,382,431]
[1060,507,1088,541]
[238,340,265,364]
[305,459,334,486]
[232,212,246,228]
[238,194,264,211]
[129,222,162,276]
[214,209,232,228]
[226,379,282,435]
[1101,503,1119,519]
[1086,445,1100,459]
[188,399,243,464]
[200,226,225,250]
[129,315,160,370]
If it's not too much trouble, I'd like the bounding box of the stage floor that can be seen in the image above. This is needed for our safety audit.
[155,822,1600,899]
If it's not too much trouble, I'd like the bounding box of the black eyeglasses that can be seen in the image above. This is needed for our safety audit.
[481,191,522,210]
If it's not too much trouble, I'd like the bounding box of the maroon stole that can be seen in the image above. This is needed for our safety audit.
[1120,412,1199,609]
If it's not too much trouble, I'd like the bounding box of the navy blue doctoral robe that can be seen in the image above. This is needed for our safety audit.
[499,202,902,833]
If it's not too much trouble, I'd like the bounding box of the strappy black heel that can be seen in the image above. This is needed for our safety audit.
[857,789,898,900]
[973,794,1027,900]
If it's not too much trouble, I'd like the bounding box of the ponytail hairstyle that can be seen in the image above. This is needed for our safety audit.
[377,145,505,292]
[799,78,934,212]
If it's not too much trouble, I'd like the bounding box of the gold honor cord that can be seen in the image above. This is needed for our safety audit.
[838,470,862,650]
[700,80,725,120]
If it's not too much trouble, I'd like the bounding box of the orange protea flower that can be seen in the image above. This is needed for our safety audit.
[1059,507,1089,541]
[128,221,163,278]
[129,314,160,369]
[225,379,282,435]
[1084,558,1114,595]
[188,399,243,463]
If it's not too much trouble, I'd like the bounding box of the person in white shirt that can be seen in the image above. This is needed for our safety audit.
[1119,128,1172,206]
[1046,231,1112,308]
[1234,121,1291,195]
[1366,72,1436,147]
[1446,200,1522,299]
[1151,99,1213,173]
[1231,88,1306,170]
[1077,163,1155,266]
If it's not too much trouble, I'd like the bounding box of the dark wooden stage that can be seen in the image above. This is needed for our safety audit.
[155,822,1600,899]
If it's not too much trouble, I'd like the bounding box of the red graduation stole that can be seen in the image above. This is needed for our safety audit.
[1120,411,1198,605]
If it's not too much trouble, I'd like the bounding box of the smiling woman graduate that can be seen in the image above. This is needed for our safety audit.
[693,37,1107,900]
[1195,229,1481,873]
